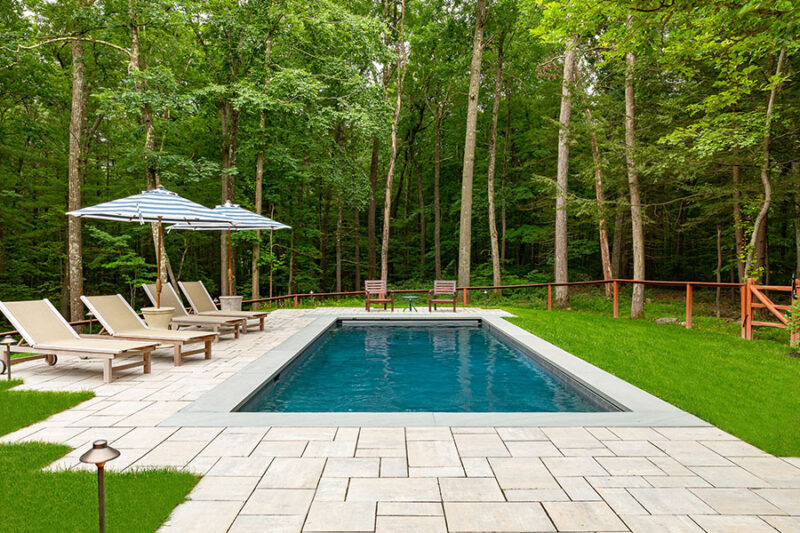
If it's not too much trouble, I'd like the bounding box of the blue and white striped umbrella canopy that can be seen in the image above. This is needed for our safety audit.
[166,201,290,232]
[66,186,234,225]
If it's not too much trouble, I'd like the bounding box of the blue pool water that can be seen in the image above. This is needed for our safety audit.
[238,324,613,412]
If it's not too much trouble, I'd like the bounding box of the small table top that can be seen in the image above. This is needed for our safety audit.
[399,295,419,300]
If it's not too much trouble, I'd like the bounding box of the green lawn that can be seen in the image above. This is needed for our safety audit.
[0,380,199,532]
[506,307,800,457]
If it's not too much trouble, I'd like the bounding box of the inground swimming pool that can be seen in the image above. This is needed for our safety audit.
[238,321,616,413]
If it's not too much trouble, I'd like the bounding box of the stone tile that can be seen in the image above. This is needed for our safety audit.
[691,514,777,533]
[207,456,273,477]
[597,457,665,476]
[251,440,307,457]
[557,476,601,501]
[753,489,800,514]
[347,478,441,502]
[303,439,356,458]
[135,440,206,468]
[604,440,665,457]
[356,447,405,458]
[439,477,505,502]
[314,477,348,501]
[451,427,497,434]
[189,475,259,501]
[561,446,615,457]
[542,456,609,477]
[610,428,665,441]
[377,502,443,515]
[239,488,314,515]
[258,458,325,489]
[409,466,465,477]
[701,440,768,457]
[654,441,732,467]
[496,427,547,441]
[303,501,376,532]
[444,502,555,532]
[490,457,560,490]
[597,488,648,515]
[543,427,602,448]
[462,457,494,477]
[323,458,379,478]
[335,427,359,441]
[648,456,694,476]
[264,426,336,441]
[505,440,562,457]
[406,427,452,441]
[692,488,785,515]
[762,515,800,533]
[183,455,220,475]
[407,440,460,467]
[655,427,737,440]
[628,488,716,515]
[169,426,223,441]
[620,514,705,533]
[358,427,405,448]
[732,457,800,488]
[586,476,652,489]
[380,457,407,477]
[199,431,264,457]
[543,501,628,532]
[587,427,619,441]
[504,489,570,501]
[375,516,447,532]
[691,466,771,488]
[163,501,243,532]
[454,433,510,457]
[645,475,712,488]
[93,400,152,417]
[228,514,304,533]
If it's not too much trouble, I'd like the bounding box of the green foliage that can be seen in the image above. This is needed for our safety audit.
[786,297,800,350]
[85,228,155,303]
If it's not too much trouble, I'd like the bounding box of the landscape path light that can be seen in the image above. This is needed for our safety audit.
[79,440,120,533]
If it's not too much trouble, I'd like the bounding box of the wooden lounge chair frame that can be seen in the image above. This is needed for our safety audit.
[143,282,245,338]
[429,280,457,312]
[365,280,394,312]
[81,294,217,366]
[0,299,155,383]
[179,281,267,331]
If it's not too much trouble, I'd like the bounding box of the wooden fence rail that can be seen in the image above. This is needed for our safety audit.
[2,278,797,344]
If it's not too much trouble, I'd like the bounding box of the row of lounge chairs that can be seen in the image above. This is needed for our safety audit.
[0,280,267,384]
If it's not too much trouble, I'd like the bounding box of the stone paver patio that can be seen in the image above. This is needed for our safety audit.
[2,307,799,532]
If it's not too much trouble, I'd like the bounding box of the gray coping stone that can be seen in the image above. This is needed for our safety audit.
[162,313,708,428]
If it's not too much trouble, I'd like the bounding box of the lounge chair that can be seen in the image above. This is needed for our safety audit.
[365,280,394,312]
[143,282,245,338]
[178,281,268,331]
[0,299,155,383]
[428,280,457,312]
[81,294,216,366]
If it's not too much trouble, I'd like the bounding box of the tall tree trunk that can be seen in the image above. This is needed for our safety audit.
[624,34,645,319]
[354,207,361,289]
[433,109,442,279]
[253,110,265,301]
[487,34,505,294]
[611,210,625,278]
[716,225,722,318]
[380,0,407,281]
[335,193,342,293]
[367,137,379,279]
[745,48,785,279]
[732,147,745,282]
[554,37,578,307]
[501,95,511,264]
[794,162,800,277]
[584,106,613,296]
[220,101,239,295]
[67,38,86,322]
[320,186,332,291]
[457,0,489,292]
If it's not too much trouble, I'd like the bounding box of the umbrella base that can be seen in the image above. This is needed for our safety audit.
[141,307,175,330]
[219,296,243,312]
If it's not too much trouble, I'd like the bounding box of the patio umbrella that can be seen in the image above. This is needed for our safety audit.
[67,186,234,307]
[167,201,290,297]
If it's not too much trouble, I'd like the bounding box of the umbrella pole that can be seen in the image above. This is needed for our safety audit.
[156,216,163,308]
[228,229,233,297]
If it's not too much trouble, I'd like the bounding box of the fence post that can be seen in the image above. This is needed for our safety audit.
[612,281,619,318]
[547,285,552,311]
[740,285,746,338]
[685,284,693,329]
[294,294,298,308]
[463,288,468,306]
[792,279,800,346]
[745,278,754,340]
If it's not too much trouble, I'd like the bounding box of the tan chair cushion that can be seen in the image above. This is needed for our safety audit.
[143,283,190,318]
[0,300,78,345]
[180,281,218,313]
[83,295,145,334]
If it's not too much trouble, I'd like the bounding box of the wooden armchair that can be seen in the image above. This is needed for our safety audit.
[365,280,394,312]
[429,280,457,312]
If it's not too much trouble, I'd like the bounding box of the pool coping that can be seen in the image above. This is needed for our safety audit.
[161,313,709,427]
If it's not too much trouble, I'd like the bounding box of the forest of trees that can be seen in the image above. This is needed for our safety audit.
[1,0,798,322]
